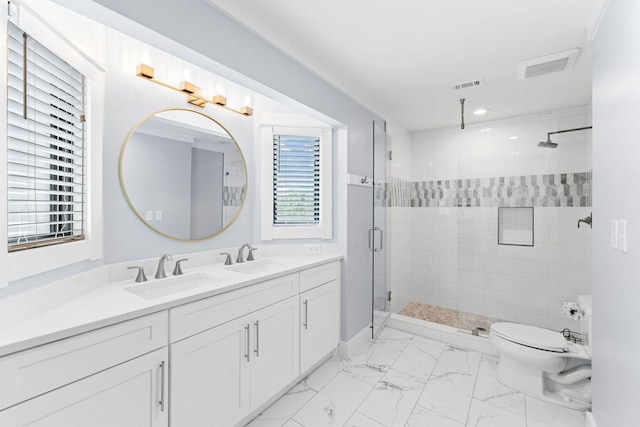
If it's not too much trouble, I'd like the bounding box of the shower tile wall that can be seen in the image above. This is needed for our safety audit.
[389,107,592,332]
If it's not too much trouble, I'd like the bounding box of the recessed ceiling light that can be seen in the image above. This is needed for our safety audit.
[508,136,519,140]
[480,128,492,132]
[473,108,488,115]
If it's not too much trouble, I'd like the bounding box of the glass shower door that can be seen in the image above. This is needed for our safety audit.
[371,120,389,338]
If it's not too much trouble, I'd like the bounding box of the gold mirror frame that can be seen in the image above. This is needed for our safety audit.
[119,108,248,241]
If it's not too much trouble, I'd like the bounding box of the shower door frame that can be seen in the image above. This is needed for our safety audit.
[371,120,390,339]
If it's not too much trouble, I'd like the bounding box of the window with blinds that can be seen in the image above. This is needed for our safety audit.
[7,21,86,252]
[272,134,321,226]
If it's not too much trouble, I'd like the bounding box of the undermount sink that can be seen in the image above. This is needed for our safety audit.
[124,273,222,299]
[224,259,288,275]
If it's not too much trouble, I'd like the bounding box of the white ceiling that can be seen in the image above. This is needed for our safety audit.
[206,0,607,132]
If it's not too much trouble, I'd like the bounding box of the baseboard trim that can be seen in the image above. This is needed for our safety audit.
[338,324,371,359]
[586,411,596,427]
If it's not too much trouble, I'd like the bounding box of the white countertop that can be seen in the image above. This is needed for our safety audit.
[0,252,342,357]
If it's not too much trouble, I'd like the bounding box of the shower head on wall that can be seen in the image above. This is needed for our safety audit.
[538,137,558,148]
[538,126,592,149]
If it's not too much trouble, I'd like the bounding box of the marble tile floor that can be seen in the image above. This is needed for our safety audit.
[245,327,586,427]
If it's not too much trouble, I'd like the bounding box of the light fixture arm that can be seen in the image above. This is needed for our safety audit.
[546,126,592,141]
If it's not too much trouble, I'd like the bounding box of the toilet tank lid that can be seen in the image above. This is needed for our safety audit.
[491,322,569,352]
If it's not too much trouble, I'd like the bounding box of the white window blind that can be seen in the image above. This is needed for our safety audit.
[7,21,86,252]
[273,134,320,225]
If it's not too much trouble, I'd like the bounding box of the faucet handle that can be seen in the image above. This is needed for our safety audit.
[247,247,258,261]
[220,253,233,265]
[172,259,189,276]
[127,266,148,283]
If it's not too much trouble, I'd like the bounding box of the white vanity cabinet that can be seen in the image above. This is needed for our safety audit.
[0,313,169,427]
[0,258,341,427]
[170,317,249,427]
[0,348,168,427]
[299,262,340,373]
[247,295,300,410]
[170,274,300,427]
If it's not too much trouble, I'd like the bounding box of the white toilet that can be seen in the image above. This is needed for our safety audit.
[490,298,592,410]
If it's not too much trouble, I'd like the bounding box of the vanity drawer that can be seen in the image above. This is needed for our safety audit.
[0,311,167,410]
[299,261,340,293]
[170,273,299,342]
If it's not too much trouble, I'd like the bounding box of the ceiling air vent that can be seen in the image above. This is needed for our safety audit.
[452,78,484,91]
[518,48,580,79]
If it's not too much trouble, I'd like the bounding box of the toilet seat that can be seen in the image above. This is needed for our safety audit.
[491,322,569,353]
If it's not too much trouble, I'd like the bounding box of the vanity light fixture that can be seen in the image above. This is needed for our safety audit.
[473,108,488,115]
[135,64,253,116]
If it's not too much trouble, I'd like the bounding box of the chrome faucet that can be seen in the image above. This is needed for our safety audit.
[236,244,254,264]
[578,212,592,229]
[155,254,173,279]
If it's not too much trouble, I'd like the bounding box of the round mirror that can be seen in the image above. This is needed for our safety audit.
[119,108,247,241]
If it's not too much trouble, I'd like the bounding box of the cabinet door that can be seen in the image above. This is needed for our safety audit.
[300,280,340,372]
[171,319,249,427]
[0,348,168,427]
[249,296,300,411]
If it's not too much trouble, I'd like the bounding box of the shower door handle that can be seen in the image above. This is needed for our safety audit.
[368,228,383,252]
[373,227,384,252]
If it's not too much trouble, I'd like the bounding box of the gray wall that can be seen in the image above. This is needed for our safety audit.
[86,0,381,177]
[124,133,192,238]
[98,29,256,263]
[592,0,640,424]
[55,0,383,342]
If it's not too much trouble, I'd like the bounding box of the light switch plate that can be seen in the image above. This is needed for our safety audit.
[155,210,163,221]
[611,220,618,249]
[146,210,153,221]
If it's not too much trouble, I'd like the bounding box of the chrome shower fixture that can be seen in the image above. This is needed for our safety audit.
[538,137,558,148]
[538,126,592,148]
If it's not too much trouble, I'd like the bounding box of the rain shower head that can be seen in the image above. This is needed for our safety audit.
[538,126,592,149]
[538,137,558,148]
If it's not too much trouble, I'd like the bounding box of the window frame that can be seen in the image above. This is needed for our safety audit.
[7,20,87,252]
[260,123,332,240]
[1,4,104,284]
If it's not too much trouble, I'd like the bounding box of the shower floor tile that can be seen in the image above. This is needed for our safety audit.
[400,301,495,333]
[245,327,587,427]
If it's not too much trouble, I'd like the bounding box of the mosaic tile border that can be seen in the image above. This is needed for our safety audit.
[223,186,245,207]
[379,172,592,208]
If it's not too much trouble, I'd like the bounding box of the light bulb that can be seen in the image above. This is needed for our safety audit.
[140,50,152,66]
[183,68,192,82]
